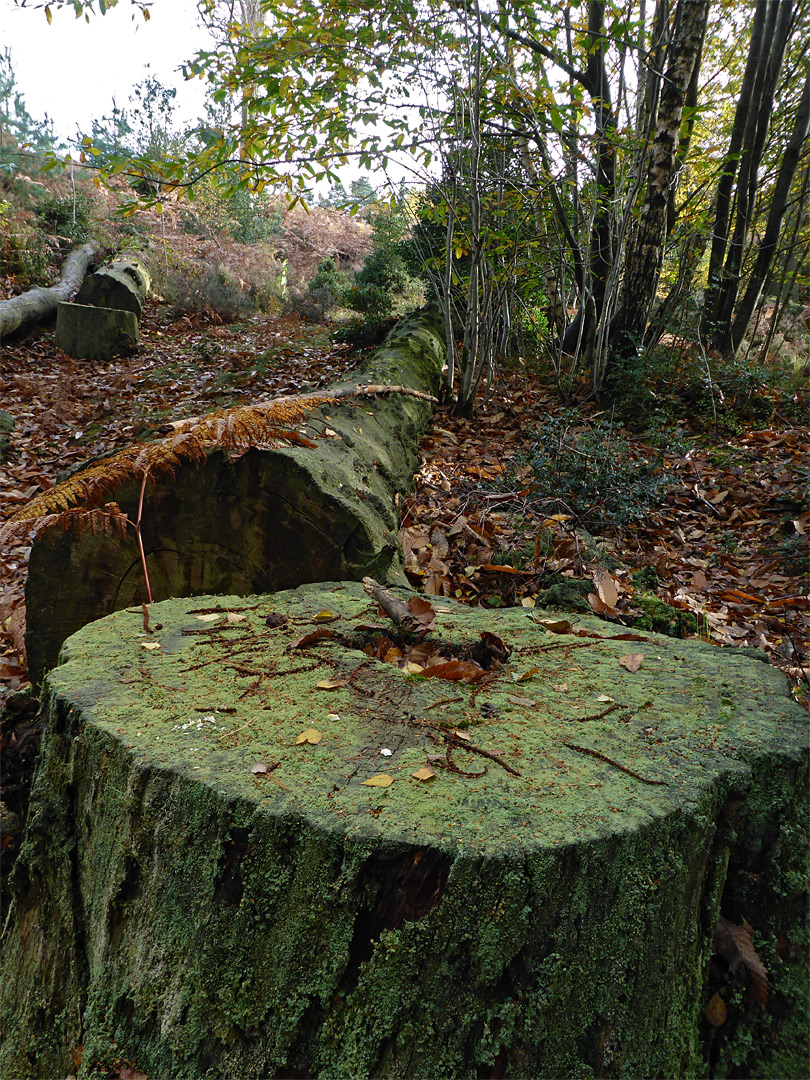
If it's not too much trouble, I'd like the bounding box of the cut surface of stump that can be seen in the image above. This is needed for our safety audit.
[1,582,806,1079]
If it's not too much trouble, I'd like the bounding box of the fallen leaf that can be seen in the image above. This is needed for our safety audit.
[619,653,644,673]
[714,917,769,1007]
[380,747,393,756]
[295,728,323,745]
[480,630,510,658]
[534,616,572,634]
[226,612,246,623]
[705,992,727,1027]
[316,678,347,689]
[411,765,437,781]
[507,694,536,706]
[421,659,484,682]
[196,613,222,623]
[313,609,339,623]
[595,694,614,703]
[452,729,471,740]
[251,762,268,775]
[403,661,425,674]
[512,666,540,682]
[692,570,708,590]
[407,595,437,628]
[552,682,569,692]
[291,627,337,648]
[140,642,161,651]
[520,597,536,608]
[361,773,393,787]
[593,568,619,609]
[587,592,608,615]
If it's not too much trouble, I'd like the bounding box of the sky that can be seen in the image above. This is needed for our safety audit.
[2,0,212,142]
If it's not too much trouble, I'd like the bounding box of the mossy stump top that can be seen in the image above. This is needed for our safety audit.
[2,581,807,1079]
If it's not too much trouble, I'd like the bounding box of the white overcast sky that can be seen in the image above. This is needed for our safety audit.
[2,0,212,141]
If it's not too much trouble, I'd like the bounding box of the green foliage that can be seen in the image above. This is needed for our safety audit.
[34,191,90,242]
[347,204,420,326]
[514,411,676,531]
[306,257,350,316]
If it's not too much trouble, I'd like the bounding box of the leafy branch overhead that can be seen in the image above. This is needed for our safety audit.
[0,384,436,545]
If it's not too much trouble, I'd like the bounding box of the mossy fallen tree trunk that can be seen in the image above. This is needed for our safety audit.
[23,307,444,685]
[0,242,99,342]
[75,258,151,319]
[1,581,807,1079]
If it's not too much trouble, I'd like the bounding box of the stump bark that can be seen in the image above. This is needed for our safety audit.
[0,242,98,341]
[24,307,445,685]
[75,258,151,319]
[55,300,139,360]
[1,582,807,1079]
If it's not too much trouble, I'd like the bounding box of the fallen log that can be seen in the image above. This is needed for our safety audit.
[0,581,806,1079]
[0,242,98,341]
[75,257,151,319]
[18,306,445,684]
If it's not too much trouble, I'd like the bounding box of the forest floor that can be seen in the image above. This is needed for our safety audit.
[1,302,808,712]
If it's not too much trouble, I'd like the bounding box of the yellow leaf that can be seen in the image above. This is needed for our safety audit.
[596,694,614,703]
[316,679,347,689]
[512,666,540,682]
[196,613,222,623]
[45,5,53,25]
[520,597,536,608]
[411,766,436,781]
[705,992,727,1027]
[295,728,323,745]
[404,661,424,674]
[140,642,161,651]
[361,773,393,787]
[453,729,471,741]
[313,609,339,623]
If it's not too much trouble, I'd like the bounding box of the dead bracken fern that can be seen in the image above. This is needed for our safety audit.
[0,384,435,545]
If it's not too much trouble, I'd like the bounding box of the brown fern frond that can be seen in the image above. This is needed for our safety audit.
[0,504,130,545]
[2,385,437,539]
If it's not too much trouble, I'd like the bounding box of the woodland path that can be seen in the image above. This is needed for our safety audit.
[1,301,808,702]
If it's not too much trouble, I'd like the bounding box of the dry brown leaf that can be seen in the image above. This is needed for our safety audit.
[593,568,619,609]
[535,617,572,634]
[587,592,608,615]
[295,728,323,745]
[361,773,393,788]
[411,765,436,781]
[407,595,437,628]
[714,917,769,1007]
[251,762,268,775]
[421,659,484,682]
[512,666,540,682]
[291,627,337,649]
[619,653,644,673]
[316,679,347,689]
[692,570,708,590]
[507,694,536,706]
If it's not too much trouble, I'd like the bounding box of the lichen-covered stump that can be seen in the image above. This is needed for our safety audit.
[55,301,139,360]
[1,582,806,1079]
[75,258,151,320]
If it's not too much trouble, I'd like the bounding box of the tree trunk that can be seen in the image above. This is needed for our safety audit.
[0,242,98,341]
[609,0,710,363]
[75,258,151,319]
[22,307,445,686]
[729,63,810,356]
[1,581,807,1079]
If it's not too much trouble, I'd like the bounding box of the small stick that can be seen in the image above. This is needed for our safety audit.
[362,576,420,633]
[216,717,258,742]
[569,703,622,722]
[563,741,667,785]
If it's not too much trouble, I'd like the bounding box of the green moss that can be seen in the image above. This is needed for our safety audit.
[631,594,698,638]
[1,582,806,1079]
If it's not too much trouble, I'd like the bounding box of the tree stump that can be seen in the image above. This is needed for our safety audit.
[24,307,445,685]
[75,258,151,320]
[55,301,139,360]
[1,582,806,1079]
